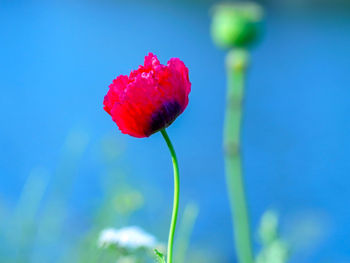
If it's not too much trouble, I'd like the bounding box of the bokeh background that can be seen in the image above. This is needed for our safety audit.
[1,0,350,262]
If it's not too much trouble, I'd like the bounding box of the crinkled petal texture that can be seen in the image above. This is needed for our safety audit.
[103,53,191,138]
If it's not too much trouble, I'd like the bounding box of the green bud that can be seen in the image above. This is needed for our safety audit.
[211,2,263,49]
[259,210,279,245]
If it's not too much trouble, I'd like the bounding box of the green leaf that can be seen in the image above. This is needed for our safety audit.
[154,249,166,263]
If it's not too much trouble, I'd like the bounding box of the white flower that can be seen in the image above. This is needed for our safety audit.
[98,226,157,250]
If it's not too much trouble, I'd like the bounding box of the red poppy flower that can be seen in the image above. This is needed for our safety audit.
[103,53,191,138]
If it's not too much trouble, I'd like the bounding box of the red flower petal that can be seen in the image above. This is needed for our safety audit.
[103,53,191,138]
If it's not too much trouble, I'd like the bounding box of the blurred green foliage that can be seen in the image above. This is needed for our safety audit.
[256,211,289,263]
[0,130,207,263]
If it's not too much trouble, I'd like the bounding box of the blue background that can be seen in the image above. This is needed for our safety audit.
[1,0,350,262]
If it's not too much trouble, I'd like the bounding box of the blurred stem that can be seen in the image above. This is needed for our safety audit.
[161,129,180,263]
[174,202,199,263]
[224,49,254,263]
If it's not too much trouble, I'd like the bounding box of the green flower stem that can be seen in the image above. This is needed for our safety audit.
[161,129,180,263]
[224,49,254,263]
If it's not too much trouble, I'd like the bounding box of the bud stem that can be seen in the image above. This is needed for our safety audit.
[161,129,180,263]
[224,49,254,263]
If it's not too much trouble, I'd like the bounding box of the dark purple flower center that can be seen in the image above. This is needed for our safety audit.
[149,101,181,134]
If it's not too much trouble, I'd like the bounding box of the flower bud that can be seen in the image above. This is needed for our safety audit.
[211,2,263,49]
